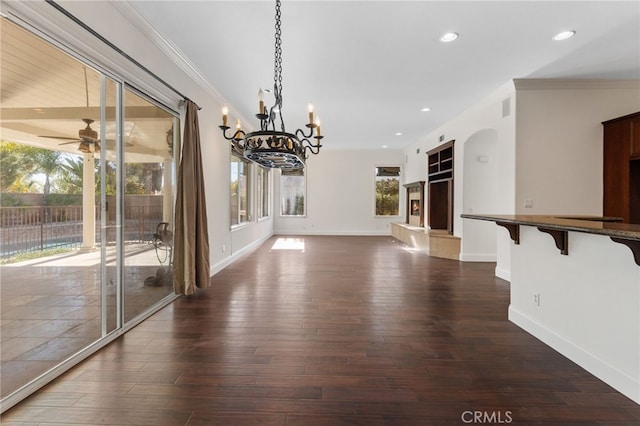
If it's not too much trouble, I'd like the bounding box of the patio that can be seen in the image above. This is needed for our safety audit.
[0,244,174,398]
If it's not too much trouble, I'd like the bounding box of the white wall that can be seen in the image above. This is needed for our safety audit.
[274,149,405,235]
[514,79,640,216]
[509,226,640,403]
[15,0,276,275]
[462,129,500,261]
[403,79,640,281]
[404,81,517,278]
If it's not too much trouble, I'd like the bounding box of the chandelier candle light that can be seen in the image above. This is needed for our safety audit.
[219,0,323,170]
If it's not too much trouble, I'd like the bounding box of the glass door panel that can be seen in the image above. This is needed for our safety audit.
[101,76,119,335]
[122,87,176,323]
[0,16,179,407]
[0,18,108,397]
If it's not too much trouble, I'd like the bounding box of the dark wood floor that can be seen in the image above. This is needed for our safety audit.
[3,236,639,425]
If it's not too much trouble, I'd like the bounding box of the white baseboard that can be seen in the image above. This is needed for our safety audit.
[508,306,640,405]
[210,233,273,276]
[495,266,511,282]
[459,252,496,262]
[274,230,391,236]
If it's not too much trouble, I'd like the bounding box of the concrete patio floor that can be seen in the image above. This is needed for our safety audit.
[0,244,174,398]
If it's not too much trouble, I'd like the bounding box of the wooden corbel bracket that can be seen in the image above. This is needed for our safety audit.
[610,237,640,267]
[537,227,568,255]
[496,222,520,244]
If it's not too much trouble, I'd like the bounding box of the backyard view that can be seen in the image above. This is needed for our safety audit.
[1,142,167,262]
[0,16,178,404]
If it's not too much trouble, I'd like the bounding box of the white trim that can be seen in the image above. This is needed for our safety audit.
[495,266,511,282]
[276,230,392,236]
[509,306,640,405]
[110,1,257,128]
[210,232,273,276]
[459,252,497,262]
[513,79,640,91]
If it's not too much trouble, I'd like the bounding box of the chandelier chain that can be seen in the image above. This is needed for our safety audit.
[218,0,323,170]
[274,0,283,107]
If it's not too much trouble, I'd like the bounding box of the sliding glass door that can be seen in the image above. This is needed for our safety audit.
[0,17,178,406]
[121,87,176,323]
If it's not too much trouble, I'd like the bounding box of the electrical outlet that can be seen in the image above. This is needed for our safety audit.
[524,199,533,208]
[222,244,226,253]
[533,292,540,307]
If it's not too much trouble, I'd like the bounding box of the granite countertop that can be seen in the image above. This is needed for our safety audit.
[461,214,640,241]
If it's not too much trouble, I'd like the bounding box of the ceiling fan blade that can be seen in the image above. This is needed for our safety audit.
[58,140,82,145]
[39,135,78,141]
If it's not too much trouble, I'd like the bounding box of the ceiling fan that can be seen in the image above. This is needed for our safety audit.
[39,118,132,153]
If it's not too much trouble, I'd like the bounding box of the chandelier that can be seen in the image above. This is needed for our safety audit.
[219,0,323,170]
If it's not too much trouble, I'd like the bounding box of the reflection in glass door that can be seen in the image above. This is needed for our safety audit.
[0,19,114,399]
[122,87,176,323]
[0,17,178,408]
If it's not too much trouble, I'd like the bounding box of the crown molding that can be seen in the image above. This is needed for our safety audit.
[108,1,254,127]
[109,2,218,97]
[514,79,640,91]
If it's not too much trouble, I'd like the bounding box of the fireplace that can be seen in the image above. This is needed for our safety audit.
[404,181,425,227]
[410,199,420,216]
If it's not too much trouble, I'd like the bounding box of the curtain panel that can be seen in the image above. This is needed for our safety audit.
[173,100,211,295]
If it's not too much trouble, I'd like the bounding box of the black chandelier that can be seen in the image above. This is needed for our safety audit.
[219,0,323,170]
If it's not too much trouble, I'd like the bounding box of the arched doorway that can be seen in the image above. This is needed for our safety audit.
[461,129,499,261]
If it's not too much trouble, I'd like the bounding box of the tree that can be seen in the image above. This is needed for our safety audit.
[376,178,399,216]
[0,141,39,192]
[33,149,63,196]
[58,156,85,194]
[97,161,117,195]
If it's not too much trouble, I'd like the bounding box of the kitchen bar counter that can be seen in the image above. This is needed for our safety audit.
[462,213,640,404]
[461,214,640,265]
[461,214,639,239]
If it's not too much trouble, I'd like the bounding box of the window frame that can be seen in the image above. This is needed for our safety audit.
[256,165,271,220]
[230,153,252,227]
[374,165,402,217]
[279,168,306,217]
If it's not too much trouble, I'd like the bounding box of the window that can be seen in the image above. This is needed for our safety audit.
[375,166,401,216]
[231,155,251,225]
[257,166,270,219]
[280,169,305,216]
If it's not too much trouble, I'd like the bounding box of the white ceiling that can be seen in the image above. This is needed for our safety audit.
[129,0,640,150]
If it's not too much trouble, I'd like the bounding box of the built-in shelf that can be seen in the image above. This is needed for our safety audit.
[427,140,455,234]
[427,143,454,183]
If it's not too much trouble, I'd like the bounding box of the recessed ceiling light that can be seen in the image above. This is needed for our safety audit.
[421,107,431,112]
[382,145,388,149]
[395,132,403,136]
[553,30,576,41]
[440,32,459,43]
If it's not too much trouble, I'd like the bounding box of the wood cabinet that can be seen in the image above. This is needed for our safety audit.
[603,112,640,223]
[427,140,455,234]
[631,114,640,158]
